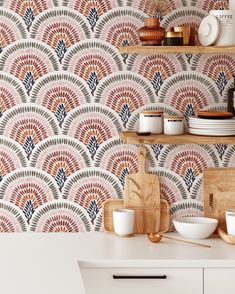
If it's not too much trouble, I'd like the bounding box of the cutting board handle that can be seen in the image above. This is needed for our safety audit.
[137,146,147,174]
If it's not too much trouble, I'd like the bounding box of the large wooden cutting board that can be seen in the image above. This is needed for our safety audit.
[124,146,161,233]
[103,199,170,234]
[204,168,235,225]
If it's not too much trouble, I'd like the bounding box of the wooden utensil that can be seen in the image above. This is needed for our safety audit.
[218,226,235,245]
[204,168,235,226]
[103,199,169,234]
[147,233,211,248]
[124,146,161,233]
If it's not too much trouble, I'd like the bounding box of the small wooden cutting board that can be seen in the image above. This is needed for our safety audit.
[204,168,235,226]
[103,199,169,234]
[124,146,161,233]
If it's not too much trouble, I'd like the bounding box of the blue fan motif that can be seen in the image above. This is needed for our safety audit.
[185,104,195,118]
[23,199,35,224]
[23,72,35,95]
[215,144,228,160]
[55,104,67,127]
[87,199,99,224]
[151,144,164,160]
[121,39,129,64]
[152,72,163,95]
[87,7,99,31]
[55,39,67,63]
[23,7,35,31]
[119,104,131,128]
[55,168,67,192]
[87,136,99,160]
[23,136,35,160]
[119,167,129,187]
[185,53,193,64]
[216,72,228,95]
[87,72,99,95]
[184,168,196,192]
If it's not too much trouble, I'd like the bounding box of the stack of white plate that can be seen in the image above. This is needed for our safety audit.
[189,117,235,136]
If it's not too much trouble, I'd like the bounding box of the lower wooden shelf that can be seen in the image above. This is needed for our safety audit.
[120,132,235,145]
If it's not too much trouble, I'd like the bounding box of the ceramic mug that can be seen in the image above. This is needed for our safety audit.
[113,209,135,237]
[210,10,235,46]
[226,210,235,236]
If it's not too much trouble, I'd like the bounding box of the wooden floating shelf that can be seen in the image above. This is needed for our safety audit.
[119,45,235,55]
[120,132,235,145]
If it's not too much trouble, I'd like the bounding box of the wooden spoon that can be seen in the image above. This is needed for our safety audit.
[147,233,211,248]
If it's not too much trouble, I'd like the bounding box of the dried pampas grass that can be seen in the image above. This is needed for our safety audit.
[150,0,171,16]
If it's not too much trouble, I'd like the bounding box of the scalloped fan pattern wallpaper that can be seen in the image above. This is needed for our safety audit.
[0,0,233,232]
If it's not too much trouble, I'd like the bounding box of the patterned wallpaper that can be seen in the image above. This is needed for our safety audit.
[0,0,233,232]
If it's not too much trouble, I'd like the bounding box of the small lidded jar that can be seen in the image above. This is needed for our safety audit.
[164,115,184,135]
[139,111,163,134]
[164,31,183,46]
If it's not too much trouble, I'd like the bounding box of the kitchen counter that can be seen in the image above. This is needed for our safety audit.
[0,232,234,294]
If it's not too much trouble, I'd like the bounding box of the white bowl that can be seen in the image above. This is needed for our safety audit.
[173,217,218,240]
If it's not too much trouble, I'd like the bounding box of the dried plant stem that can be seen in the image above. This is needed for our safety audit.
[150,0,170,16]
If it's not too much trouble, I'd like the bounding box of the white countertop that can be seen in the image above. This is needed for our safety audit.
[0,232,235,294]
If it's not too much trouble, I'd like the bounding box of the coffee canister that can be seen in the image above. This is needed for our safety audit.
[139,111,163,134]
[210,10,235,46]
[164,116,184,135]
[164,31,183,46]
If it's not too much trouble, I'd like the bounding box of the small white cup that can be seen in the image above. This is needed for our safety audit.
[113,209,135,237]
[226,210,235,236]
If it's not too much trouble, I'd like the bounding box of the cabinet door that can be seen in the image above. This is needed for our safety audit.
[204,269,235,294]
[80,268,203,294]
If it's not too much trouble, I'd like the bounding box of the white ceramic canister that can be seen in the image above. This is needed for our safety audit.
[164,116,184,135]
[139,111,163,134]
[210,10,235,46]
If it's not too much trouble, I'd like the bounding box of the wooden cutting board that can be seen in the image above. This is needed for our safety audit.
[204,168,235,226]
[124,146,161,233]
[103,199,170,234]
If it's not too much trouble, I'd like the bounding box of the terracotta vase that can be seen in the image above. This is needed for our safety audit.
[138,18,165,46]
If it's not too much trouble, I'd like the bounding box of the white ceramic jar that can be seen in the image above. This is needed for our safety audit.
[139,111,163,134]
[210,10,235,46]
[164,116,184,135]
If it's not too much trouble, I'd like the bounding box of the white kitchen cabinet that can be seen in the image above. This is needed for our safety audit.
[204,269,235,294]
[81,268,203,294]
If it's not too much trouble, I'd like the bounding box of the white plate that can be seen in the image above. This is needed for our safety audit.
[189,128,235,136]
[189,124,235,130]
[189,117,235,123]
[198,15,220,46]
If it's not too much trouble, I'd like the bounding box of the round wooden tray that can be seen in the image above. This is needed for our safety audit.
[197,111,233,119]
[218,226,235,244]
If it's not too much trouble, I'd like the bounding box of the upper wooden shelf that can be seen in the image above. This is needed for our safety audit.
[119,45,235,55]
[120,132,235,145]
